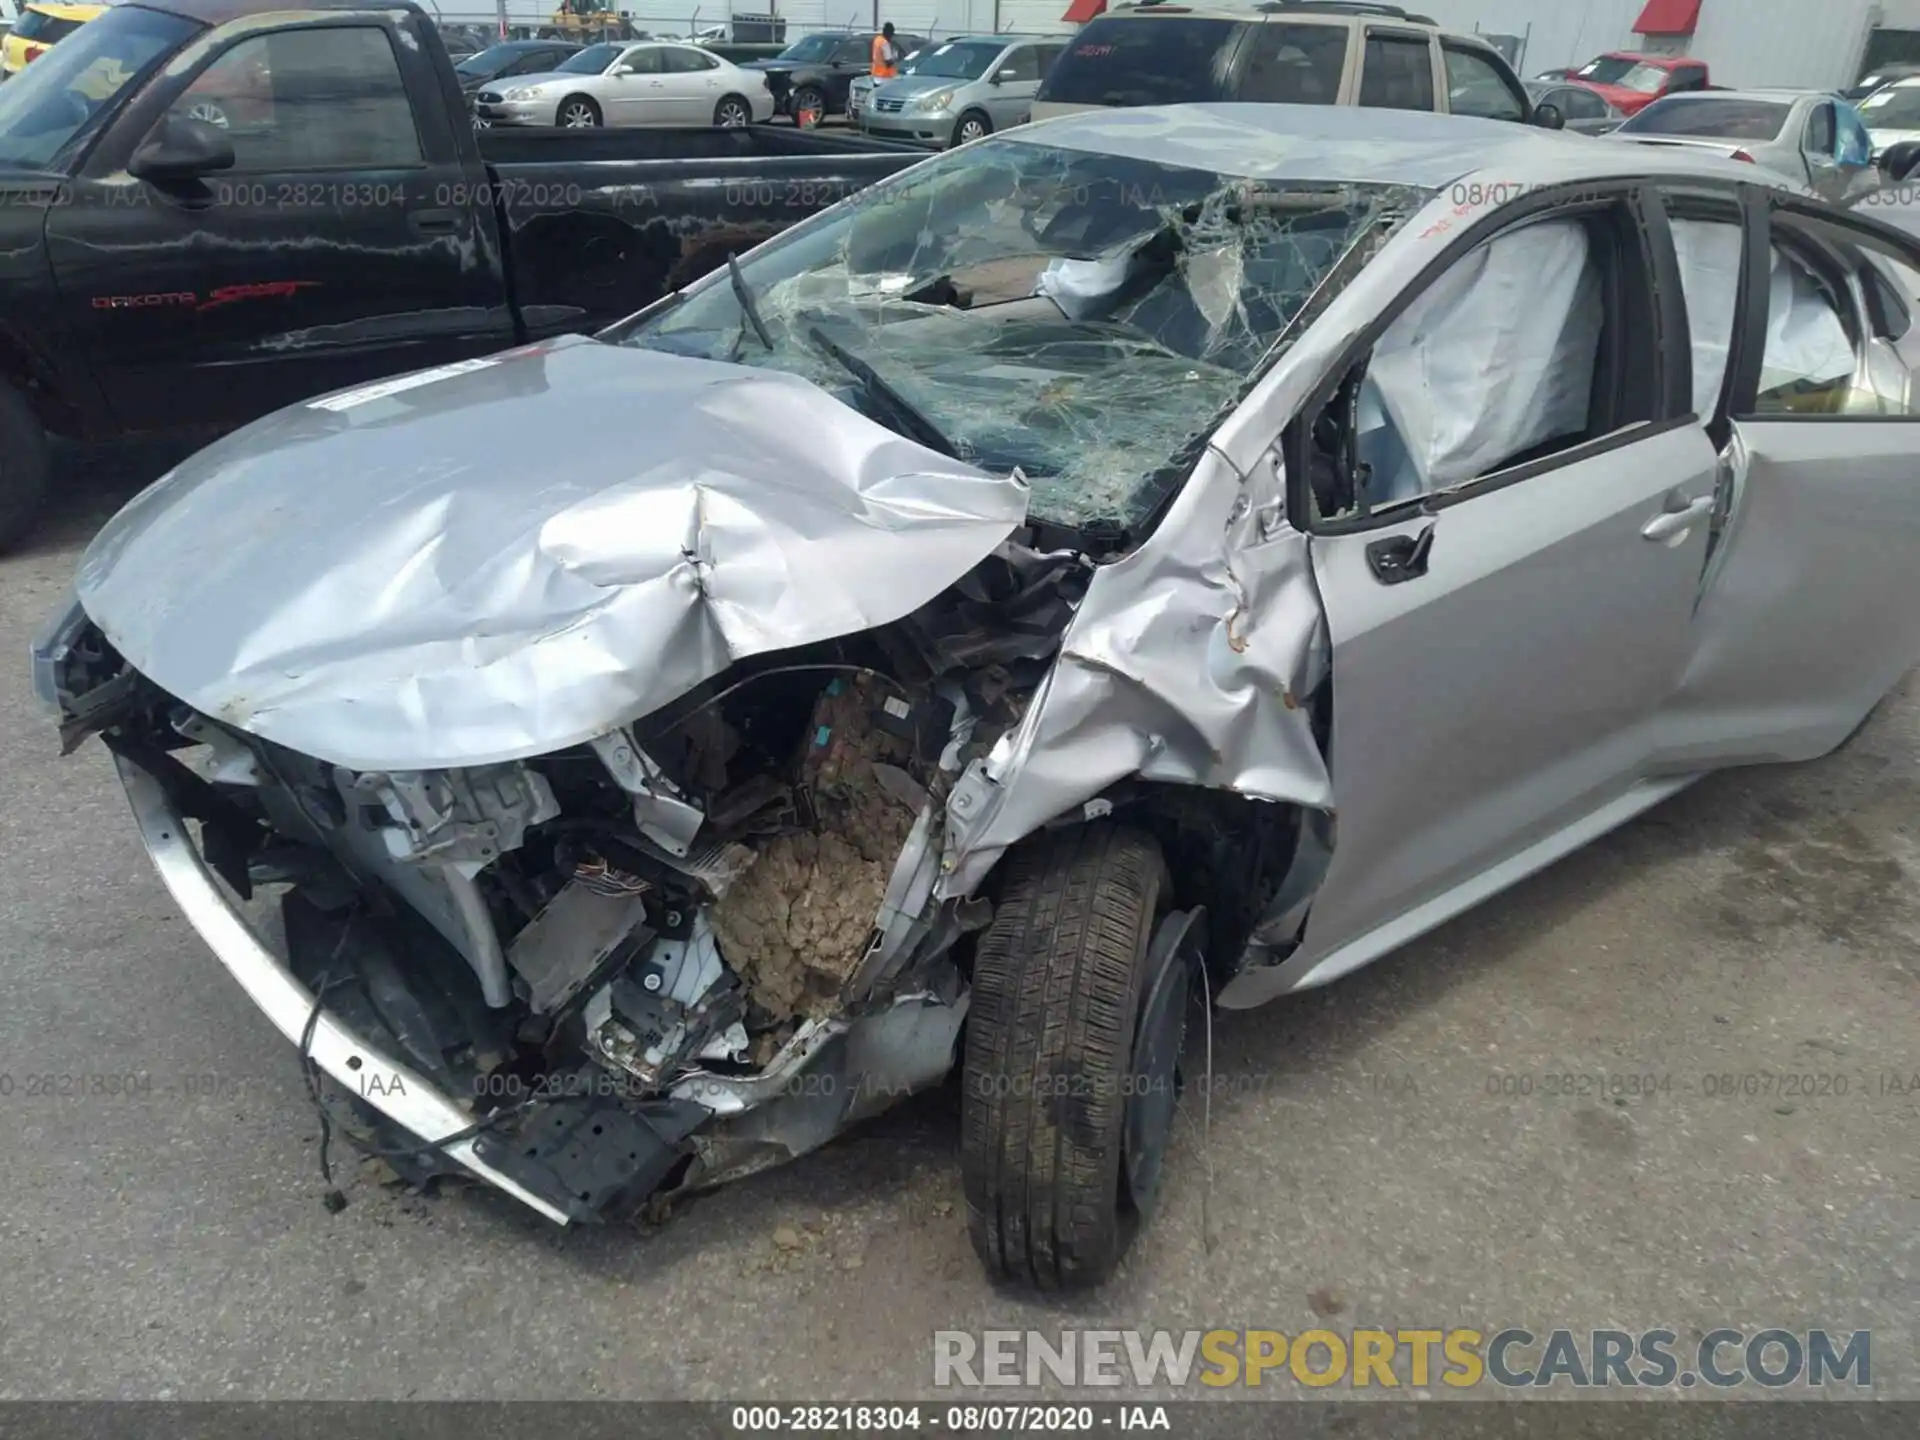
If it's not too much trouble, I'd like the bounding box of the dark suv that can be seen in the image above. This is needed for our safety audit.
[1034,0,1538,125]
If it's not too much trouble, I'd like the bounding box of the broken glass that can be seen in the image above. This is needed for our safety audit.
[614,135,1428,536]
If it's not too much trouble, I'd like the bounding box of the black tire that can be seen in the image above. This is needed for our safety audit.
[961,822,1171,1291]
[950,109,990,147]
[557,95,601,128]
[790,83,826,127]
[0,381,51,552]
[713,93,752,127]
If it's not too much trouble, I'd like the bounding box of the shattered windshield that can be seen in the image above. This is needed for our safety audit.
[611,137,1425,534]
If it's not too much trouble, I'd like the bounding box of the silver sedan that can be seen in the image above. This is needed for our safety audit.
[1606,88,1877,202]
[41,105,1920,1292]
[473,40,775,128]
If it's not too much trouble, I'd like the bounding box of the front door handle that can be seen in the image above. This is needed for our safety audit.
[407,208,459,236]
[1641,494,1714,542]
[1365,522,1435,585]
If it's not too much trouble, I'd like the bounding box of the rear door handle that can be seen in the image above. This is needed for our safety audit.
[407,208,460,236]
[1641,494,1714,542]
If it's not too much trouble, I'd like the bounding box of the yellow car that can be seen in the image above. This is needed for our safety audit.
[2,2,108,80]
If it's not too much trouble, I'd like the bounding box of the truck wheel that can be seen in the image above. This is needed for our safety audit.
[790,84,825,128]
[713,94,752,127]
[557,95,601,128]
[960,822,1188,1291]
[0,381,51,552]
[950,110,990,147]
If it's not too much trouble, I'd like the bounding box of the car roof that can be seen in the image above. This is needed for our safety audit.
[1020,102,1790,191]
[1595,50,1697,66]
[131,0,425,24]
[1091,2,1512,55]
[1645,87,1821,105]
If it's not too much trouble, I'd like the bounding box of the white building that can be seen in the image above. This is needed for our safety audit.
[1364,0,1920,92]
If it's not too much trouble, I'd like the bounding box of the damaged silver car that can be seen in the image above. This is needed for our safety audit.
[36,104,1920,1290]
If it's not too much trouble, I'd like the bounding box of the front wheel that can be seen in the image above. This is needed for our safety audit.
[960,822,1192,1291]
[556,95,601,128]
[950,110,990,147]
[713,94,752,128]
[790,83,826,128]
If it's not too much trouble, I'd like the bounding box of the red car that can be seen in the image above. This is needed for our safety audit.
[1565,51,1711,116]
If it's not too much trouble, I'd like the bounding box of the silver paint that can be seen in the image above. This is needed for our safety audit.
[75,335,1030,772]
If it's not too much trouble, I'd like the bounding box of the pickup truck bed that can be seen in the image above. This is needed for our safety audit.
[478,126,926,336]
[0,0,930,546]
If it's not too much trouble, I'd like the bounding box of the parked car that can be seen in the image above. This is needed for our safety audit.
[1845,62,1920,102]
[43,101,1920,1289]
[1524,79,1626,135]
[1609,90,1876,204]
[860,34,1066,148]
[2,0,103,78]
[473,40,775,129]
[846,40,929,124]
[1856,75,1920,163]
[739,28,923,126]
[1032,0,1541,127]
[0,0,930,546]
[454,38,582,95]
[1562,51,1712,117]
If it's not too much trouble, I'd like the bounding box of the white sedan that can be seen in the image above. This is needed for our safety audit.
[473,40,775,128]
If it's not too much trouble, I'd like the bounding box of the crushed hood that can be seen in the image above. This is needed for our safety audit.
[76,335,1029,772]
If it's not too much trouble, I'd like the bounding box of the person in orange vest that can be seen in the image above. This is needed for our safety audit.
[871,22,900,79]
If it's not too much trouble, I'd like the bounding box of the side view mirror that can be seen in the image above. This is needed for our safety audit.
[1532,102,1565,130]
[128,114,235,183]
[988,69,1006,85]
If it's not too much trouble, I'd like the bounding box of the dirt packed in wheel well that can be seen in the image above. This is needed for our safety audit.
[708,677,921,1017]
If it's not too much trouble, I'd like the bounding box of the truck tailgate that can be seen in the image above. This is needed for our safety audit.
[480,126,933,337]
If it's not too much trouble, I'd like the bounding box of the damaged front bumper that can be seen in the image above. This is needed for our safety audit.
[116,747,970,1224]
[117,755,573,1223]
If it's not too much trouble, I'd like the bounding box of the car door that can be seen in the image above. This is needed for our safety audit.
[655,45,723,123]
[1356,26,1437,112]
[1439,41,1526,123]
[1799,99,1849,201]
[979,42,1035,129]
[830,33,872,105]
[1283,191,1720,962]
[1655,197,1920,768]
[46,17,514,433]
[1559,85,1612,133]
[601,44,663,124]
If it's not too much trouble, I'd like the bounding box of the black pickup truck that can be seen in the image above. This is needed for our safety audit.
[0,0,929,546]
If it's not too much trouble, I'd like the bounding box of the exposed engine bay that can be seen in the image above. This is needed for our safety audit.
[52,540,1105,1221]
